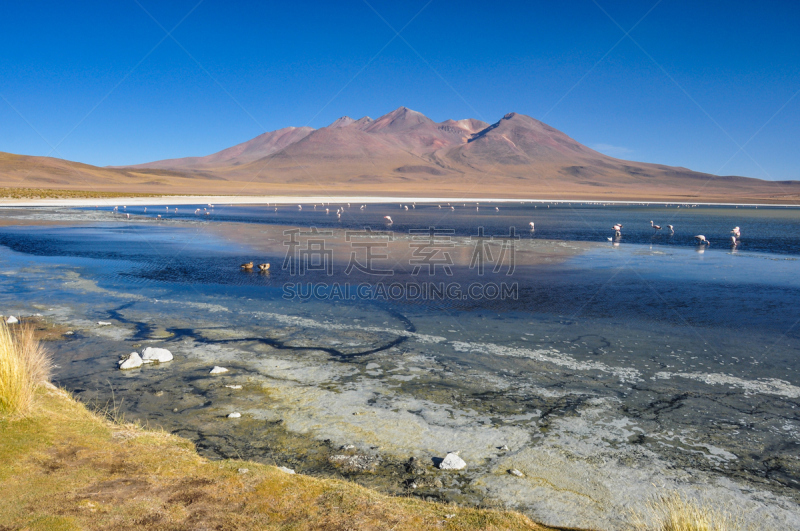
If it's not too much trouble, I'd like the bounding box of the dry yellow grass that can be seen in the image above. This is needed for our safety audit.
[0,187,166,199]
[631,492,744,531]
[0,322,51,416]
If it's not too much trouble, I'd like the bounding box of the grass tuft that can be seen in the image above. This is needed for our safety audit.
[631,492,743,531]
[0,322,51,416]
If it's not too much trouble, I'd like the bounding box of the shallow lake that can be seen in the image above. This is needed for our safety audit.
[1,202,799,529]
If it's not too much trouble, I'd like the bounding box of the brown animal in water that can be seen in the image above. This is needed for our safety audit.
[240,262,253,270]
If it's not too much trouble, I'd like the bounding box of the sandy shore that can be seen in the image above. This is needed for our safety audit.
[0,195,798,208]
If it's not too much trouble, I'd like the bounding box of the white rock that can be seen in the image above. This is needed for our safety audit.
[210,366,229,374]
[97,321,112,326]
[225,385,242,389]
[439,452,467,470]
[118,352,143,370]
[277,466,296,474]
[509,468,524,477]
[65,331,74,335]
[141,347,173,363]
[238,468,249,474]
[6,316,18,324]
[227,412,241,418]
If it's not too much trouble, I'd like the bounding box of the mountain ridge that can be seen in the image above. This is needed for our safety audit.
[1,107,797,203]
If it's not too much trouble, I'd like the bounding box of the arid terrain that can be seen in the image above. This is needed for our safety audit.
[2,107,798,203]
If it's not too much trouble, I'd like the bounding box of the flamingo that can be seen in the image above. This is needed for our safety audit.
[612,224,622,236]
[529,222,535,230]
[730,236,738,247]
[157,215,161,220]
[404,205,409,211]
[731,226,741,238]
[695,235,710,245]
[126,213,130,219]
[450,206,455,210]
[144,207,147,213]
[650,221,662,231]
[298,205,302,210]
[384,216,393,224]
[326,208,330,214]
[360,205,365,210]
[667,224,674,233]
[495,207,499,211]
[438,205,441,209]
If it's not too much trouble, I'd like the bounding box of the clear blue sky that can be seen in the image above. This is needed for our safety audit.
[1,1,798,180]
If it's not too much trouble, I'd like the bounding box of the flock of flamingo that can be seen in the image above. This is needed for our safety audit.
[609,220,742,247]
[105,202,745,251]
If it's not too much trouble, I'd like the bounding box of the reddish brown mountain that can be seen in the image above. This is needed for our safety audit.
[1,107,797,203]
[131,126,314,170]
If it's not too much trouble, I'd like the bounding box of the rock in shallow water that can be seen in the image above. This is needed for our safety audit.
[118,352,143,370]
[438,452,467,470]
[210,366,229,374]
[141,347,173,363]
[328,454,382,473]
[227,412,241,418]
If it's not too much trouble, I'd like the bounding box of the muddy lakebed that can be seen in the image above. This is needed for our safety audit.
[1,202,800,529]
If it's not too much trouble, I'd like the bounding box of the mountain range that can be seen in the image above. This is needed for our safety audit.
[2,107,798,203]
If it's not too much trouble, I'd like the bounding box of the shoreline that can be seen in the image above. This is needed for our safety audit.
[1,194,799,208]
[1,210,800,529]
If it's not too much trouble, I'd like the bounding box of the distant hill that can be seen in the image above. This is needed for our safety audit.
[2,107,799,203]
